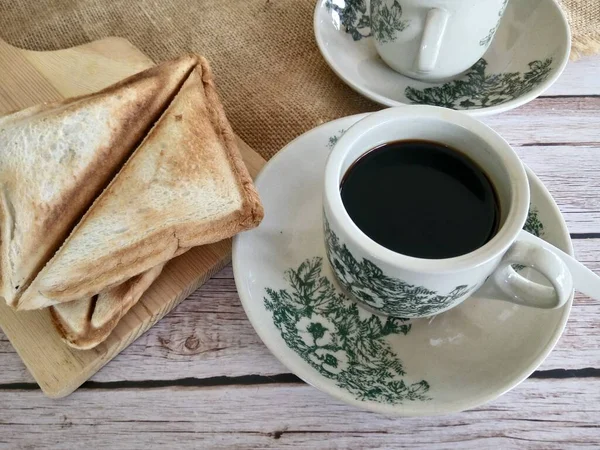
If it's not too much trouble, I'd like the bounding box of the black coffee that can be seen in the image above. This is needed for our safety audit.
[340,140,500,259]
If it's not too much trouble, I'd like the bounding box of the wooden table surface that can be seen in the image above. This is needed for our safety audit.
[1,56,600,449]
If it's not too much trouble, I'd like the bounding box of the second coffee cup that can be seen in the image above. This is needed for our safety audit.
[370,0,509,81]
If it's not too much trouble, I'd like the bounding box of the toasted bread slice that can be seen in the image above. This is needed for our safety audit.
[0,55,197,308]
[50,264,164,350]
[51,262,163,350]
[19,57,263,310]
[50,248,189,350]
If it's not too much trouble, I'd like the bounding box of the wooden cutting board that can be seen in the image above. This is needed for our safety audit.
[0,37,266,398]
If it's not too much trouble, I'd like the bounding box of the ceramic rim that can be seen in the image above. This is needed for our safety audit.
[233,114,573,415]
[313,0,571,116]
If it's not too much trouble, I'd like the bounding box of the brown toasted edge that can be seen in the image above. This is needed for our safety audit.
[10,54,199,310]
[197,56,264,230]
[49,296,96,350]
[36,58,263,303]
[49,250,187,350]
[0,186,14,306]
[39,209,251,302]
[49,277,145,350]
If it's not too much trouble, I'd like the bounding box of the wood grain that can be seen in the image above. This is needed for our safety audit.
[1,237,598,385]
[516,145,600,234]
[482,97,600,146]
[0,37,266,398]
[0,379,598,449]
[0,39,599,449]
[543,56,600,96]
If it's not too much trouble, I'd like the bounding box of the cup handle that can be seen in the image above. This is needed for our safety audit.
[416,8,450,73]
[474,230,573,309]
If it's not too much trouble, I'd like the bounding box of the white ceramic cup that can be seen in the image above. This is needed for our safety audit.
[370,0,508,81]
[323,106,574,318]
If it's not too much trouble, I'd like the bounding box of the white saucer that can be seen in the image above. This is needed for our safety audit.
[314,0,570,116]
[233,114,573,416]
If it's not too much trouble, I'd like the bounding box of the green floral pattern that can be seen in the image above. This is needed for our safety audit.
[524,206,544,237]
[405,58,554,110]
[325,0,408,43]
[325,0,371,41]
[479,28,495,48]
[327,128,346,149]
[325,218,475,317]
[328,127,548,308]
[479,0,509,47]
[371,0,409,44]
[264,257,431,404]
[263,130,548,405]
[514,206,545,271]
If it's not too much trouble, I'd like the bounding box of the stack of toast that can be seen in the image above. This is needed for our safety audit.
[0,54,263,349]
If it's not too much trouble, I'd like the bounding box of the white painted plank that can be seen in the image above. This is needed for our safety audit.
[1,82,599,390]
[67,237,600,381]
[543,56,600,96]
[1,238,598,385]
[482,97,600,146]
[0,378,598,449]
[0,272,288,385]
[516,145,600,234]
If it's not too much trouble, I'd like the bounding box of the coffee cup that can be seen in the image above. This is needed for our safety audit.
[369,0,509,81]
[322,106,581,318]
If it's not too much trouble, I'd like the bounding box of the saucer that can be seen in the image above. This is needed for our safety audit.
[314,0,570,116]
[233,113,574,416]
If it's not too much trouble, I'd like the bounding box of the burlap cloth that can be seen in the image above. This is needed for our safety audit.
[0,0,597,159]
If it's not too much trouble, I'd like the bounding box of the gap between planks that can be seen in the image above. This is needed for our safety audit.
[0,379,598,449]
[1,240,599,385]
[1,367,599,392]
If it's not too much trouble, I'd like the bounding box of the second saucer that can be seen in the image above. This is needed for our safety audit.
[314,0,570,116]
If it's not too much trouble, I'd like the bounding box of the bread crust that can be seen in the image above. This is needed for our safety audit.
[197,56,264,232]
[18,56,263,309]
[50,247,190,349]
[49,264,165,350]
[0,54,197,308]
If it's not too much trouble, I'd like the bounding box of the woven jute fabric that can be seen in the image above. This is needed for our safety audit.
[0,0,597,159]
[560,0,600,60]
